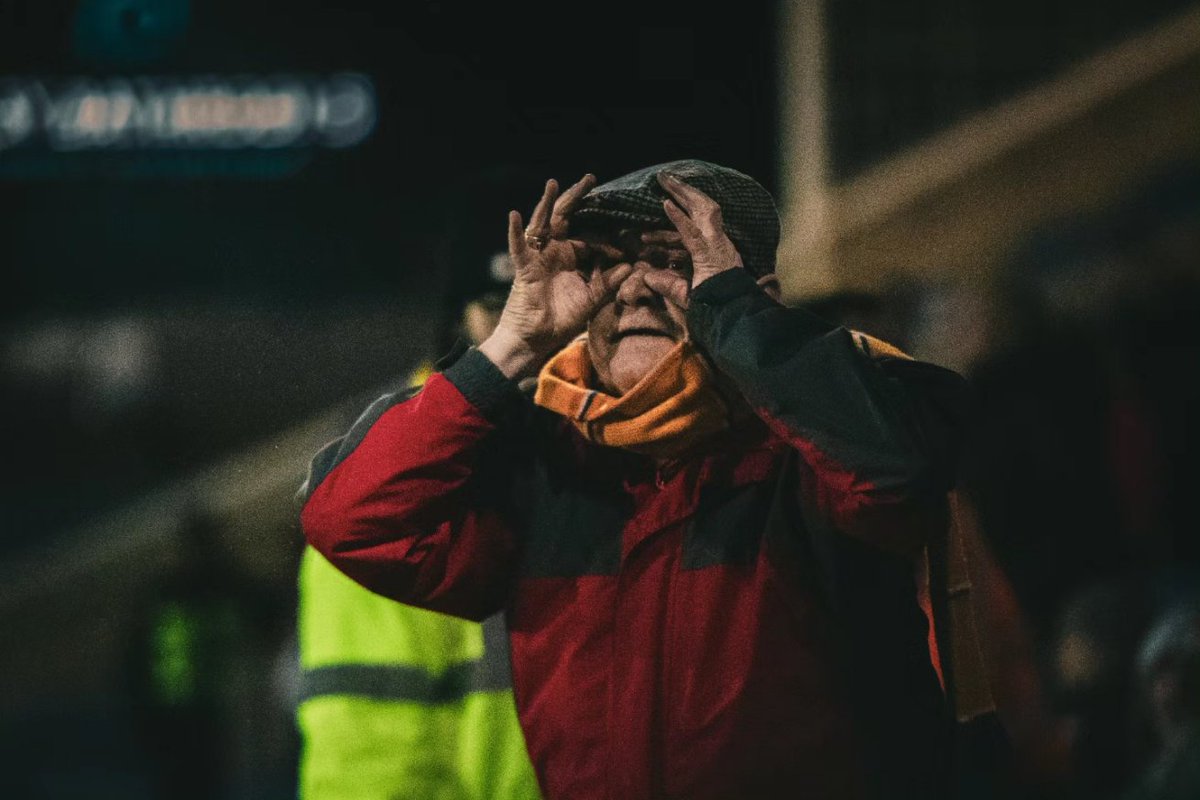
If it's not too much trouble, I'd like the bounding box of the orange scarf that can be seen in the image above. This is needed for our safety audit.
[533,337,733,460]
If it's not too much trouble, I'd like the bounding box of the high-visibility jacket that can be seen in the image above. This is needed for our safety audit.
[296,522,540,800]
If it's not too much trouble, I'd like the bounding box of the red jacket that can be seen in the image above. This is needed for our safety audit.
[302,270,969,799]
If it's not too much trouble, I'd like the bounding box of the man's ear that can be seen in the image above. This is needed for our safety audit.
[756,273,782,301]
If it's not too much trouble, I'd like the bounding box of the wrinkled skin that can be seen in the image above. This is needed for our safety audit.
[478,170,779,394]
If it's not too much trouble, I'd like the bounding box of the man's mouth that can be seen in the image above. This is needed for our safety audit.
[612,327,675,342]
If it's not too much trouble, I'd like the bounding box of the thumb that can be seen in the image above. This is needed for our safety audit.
[588,262,634,308]
[643,270,690,309]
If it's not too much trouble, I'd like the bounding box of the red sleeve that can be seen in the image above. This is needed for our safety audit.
[300,350,527,621]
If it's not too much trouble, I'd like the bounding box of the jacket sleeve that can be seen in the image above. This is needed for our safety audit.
[299,348,530,621]
[687,269,969,554]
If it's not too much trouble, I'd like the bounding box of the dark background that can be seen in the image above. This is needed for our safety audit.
[3,0,1192,547]
[1,2,1197,798]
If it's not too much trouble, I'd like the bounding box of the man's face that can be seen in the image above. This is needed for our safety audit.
[582,227,692,395]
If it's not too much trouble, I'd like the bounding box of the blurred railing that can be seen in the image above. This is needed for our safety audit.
[779,2,1200,298]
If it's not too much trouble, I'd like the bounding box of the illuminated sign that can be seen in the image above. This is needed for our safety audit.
[0,73,376,152]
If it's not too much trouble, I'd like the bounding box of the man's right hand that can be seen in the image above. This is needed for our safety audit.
[479,174,633,381]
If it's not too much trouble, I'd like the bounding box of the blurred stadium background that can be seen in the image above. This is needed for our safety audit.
[1,1,1197,797]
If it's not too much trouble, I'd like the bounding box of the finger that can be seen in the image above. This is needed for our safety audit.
[570,238,620,275]
[527,178,558,235]
[639,229,684,246]
[663,198,704,252]
[655,171,704,211]
[575,234,625,259]
[657,172,724,238]
[656,171,715,207]
[550,173,597,237]
[643,270,690,309]
[569,238,591,269]
[587,239,625,263]
[589,262,634,306]
[508,210,530,266]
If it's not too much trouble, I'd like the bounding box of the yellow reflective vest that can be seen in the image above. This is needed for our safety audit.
[297,544,540,799]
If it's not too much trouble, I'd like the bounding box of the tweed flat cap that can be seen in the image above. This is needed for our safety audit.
[570,159,780,277]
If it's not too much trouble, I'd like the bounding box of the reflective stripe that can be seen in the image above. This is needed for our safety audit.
[299,613,514,704]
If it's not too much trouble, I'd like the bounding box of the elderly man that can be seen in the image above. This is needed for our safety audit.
[301,160,969,799]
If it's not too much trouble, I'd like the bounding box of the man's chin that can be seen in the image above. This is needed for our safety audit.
[608,335,676,393]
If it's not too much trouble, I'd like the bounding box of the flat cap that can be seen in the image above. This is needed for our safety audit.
[571,159,779,278]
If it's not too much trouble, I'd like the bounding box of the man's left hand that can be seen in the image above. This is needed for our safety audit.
[642,171,745,307]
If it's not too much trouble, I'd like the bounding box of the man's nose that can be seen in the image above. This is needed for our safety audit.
[615,261,661,306]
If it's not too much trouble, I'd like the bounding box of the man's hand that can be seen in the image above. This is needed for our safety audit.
[640,171,745,309]
[479,175,633,380]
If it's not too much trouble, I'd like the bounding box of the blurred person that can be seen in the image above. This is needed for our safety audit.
[300,160,988,799]
[295,288,540,800]
[959,164,1200,795]
[1046,577,1162,799]
[1125,598,1200,800]
[126,512,287,800]
[458,290,508,351]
